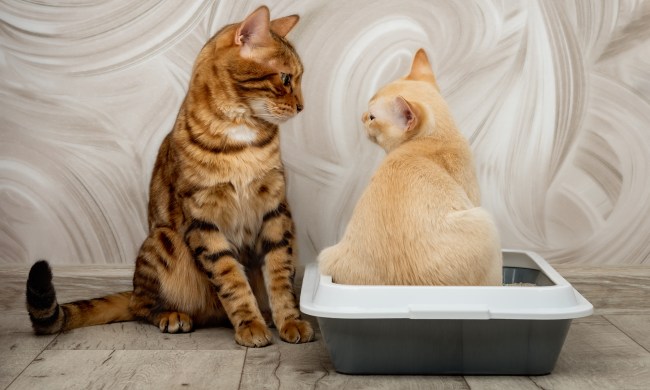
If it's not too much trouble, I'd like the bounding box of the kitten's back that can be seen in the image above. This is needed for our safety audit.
[319,49,502,286]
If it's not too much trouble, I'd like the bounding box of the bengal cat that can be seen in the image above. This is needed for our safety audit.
[25,6,313,347]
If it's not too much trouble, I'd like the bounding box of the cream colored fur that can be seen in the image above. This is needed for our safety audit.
[318,49,502,286]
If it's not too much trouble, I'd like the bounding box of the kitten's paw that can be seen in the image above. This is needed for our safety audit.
[235,319,272,347]
[279,319,314,344]
[158,312,193,334]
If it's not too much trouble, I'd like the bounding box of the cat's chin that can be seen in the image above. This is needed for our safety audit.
[256,115,287,125]
[248,100,286,125]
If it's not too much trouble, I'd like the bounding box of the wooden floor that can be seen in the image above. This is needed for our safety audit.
[1,264,649,389]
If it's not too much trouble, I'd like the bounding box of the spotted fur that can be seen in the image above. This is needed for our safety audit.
[26,6,313,347]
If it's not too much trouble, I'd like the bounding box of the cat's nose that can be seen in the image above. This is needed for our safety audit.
[296,104,303,113]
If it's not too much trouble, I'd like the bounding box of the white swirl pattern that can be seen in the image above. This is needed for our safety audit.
[0,0,649,265]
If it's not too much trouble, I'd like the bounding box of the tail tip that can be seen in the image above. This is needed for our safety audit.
[28,260,53,289]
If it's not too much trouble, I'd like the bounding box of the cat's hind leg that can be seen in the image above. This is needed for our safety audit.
[130,227,199,334]
[156,311,193,333]
[318,243,346,280]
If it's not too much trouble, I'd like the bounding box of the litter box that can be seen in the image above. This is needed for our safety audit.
[300,250,593,375]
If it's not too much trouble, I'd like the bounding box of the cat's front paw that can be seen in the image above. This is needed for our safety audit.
[158,312,193,334]
[235,319,272,347]
[279,319,314,344]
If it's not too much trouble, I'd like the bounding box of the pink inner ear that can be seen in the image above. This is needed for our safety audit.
[236,6,271,48]
[394,96,417,131]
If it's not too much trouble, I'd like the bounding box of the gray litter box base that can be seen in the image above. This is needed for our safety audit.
[318,317,571,375]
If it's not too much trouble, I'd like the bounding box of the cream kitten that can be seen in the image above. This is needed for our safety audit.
[318,49,502,286]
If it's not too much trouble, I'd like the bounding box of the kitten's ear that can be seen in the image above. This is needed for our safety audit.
[235,6,273,55]
[406,49,437,85]
[270,15,299,37]
[393,96,420,132]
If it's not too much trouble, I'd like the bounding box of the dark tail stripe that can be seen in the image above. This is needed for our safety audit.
[73,300,94,312]
[29,307,60,327]
[26,286,56,311]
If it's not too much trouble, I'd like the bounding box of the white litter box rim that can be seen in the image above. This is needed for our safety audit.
[300,249,593,320]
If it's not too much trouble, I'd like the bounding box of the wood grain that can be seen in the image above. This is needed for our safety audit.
[49,321,244,351]
[532,316,650,390]
[7,349,246,390]
[463,376,541,390]
[605,314,650,352]
[2,265,650,388]
[240,328,470,390]
[555,266,650,315]
[0,315,56,389]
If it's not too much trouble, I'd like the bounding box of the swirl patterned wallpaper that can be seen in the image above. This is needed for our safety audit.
[1,0,649,266]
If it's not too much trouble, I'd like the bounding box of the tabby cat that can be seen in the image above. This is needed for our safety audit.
[26,6,313,347]
[318,49,502,286]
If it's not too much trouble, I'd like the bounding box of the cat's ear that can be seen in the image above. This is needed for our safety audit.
[270,15,299,37]
[406,49,437,85]
[236,6,273,56]
[392,96,420,132]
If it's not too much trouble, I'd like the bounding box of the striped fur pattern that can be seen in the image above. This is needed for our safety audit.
[26,6,313,347]
[319,49,503,286]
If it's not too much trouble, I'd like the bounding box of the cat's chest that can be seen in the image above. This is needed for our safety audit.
[225,125,258,143]
[187,171,284,248]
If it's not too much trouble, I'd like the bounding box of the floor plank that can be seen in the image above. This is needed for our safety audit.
[555,266,650,315]
[2,265,650,389]
[315,374,470,390]
[240,328,469,390]
[463,376,541,390]
[49,321,244,351]
[0,315,56,389]
[531,316,650,390]
[605,314,650,352]
[239,328,327,390]
[7,349,245,390]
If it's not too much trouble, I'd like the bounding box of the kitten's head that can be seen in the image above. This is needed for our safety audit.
[198,6,303,124]
[362,49,453,152]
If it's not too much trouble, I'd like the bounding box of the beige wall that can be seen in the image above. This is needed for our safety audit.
[1,0,649,265]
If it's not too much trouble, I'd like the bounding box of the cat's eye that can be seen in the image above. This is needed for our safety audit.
[280,72,292,86]
[369,114,375,121]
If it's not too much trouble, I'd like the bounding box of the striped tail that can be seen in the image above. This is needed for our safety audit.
[26,260,135,334]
